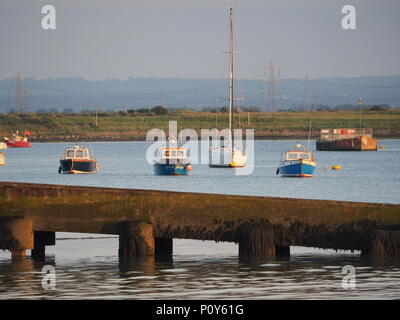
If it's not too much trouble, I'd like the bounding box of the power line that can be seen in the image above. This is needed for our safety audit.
[312,81,400,89]
[303,74,310,110]
[10,72,28,113]
[264,61,280,112]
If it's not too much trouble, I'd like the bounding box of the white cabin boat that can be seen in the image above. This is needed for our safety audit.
[59,145,99,174]
[277,144,316,177]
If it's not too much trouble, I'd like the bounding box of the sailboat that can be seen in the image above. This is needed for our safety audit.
[209,7,247,168]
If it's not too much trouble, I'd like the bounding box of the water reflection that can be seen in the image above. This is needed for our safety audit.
[119,255,175,276]
[0,239,400,299]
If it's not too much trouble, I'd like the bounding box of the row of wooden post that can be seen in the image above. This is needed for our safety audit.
[2,218,399,259]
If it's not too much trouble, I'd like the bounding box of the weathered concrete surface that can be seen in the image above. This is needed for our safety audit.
[0,216,33,250]
[0,216,34,258]
[0,181,400,256]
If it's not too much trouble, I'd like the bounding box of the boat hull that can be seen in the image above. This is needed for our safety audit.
[278,161,316,177]
[316,136,377,151]
[59,159,98,174]
[209,148,247,168]
[153,163,190,175]
[5,140,31,148]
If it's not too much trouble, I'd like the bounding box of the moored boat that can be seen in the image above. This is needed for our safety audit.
[316,128,377,151]
[59,145,99,174]
[153,147,192,176]
[208,7,247,168]
[277,144,316,177]
[209,145,247,168]
[4,130,31,148]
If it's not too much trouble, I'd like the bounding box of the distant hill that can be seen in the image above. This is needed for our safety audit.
[0,75,399,112]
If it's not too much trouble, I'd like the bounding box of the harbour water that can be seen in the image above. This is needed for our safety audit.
[0,140,399,299]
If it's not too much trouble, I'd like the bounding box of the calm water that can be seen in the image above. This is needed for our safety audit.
[0,140,399,299]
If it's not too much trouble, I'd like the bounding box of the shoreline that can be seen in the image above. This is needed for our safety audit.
[2,109,399,143]
[27,135,400,143]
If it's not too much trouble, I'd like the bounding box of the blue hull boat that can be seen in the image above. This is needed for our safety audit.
[154,162,191,176]
[277,160,315,177]
[277,143,316,178]
[153,146,192,176]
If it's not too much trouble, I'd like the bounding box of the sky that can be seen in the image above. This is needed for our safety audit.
[0,0,399,80]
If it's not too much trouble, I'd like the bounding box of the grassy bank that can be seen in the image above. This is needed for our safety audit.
[1,109,399,142]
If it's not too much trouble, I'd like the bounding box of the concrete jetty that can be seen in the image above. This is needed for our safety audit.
[0,182,399,259]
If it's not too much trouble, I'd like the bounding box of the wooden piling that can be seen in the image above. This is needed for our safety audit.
[238,228,276,257]
[275,245,290,256]
[0,217,33,258]
[31,231,56,259]
[364,230,400,256]
[155,237,173,255]
[118,221,155,257]
[11,249,26,258]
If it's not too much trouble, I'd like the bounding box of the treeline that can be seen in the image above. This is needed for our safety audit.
[1,107,399,141]
[287,103,392,112]
[3,103,392,116]
[30,105,170,116]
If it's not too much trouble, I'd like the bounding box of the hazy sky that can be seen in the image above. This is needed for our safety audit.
[1,0,399,80]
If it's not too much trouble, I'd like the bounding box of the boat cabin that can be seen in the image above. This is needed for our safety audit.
[158,148,189,160]
[282,151,315,162]
[62,146,92,160]
[319,128,373,141]
[281,144,315,162]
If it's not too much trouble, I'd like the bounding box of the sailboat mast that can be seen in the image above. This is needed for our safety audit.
[307,119,312,151]
[228,7,234,148]
[358,98,363,133]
